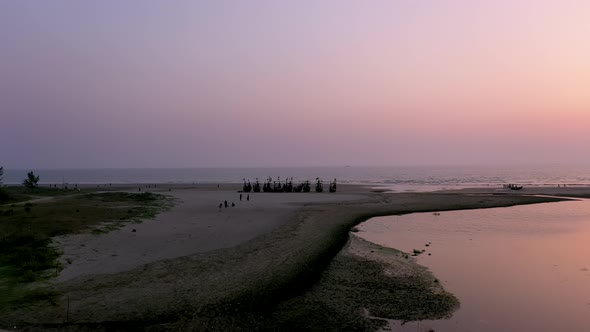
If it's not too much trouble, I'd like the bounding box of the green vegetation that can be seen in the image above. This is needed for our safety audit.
[0,185,96,204]
[22,171,40,190]
[0,191,172,309]
[0,189,9,204]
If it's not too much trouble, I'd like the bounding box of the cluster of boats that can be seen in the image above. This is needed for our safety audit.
[242,177,337,193]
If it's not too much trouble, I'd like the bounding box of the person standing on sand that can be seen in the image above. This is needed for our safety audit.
[224,200,228,208]
[247,194,250,201]
[219,203,222,211]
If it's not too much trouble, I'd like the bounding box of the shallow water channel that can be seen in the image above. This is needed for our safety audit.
[357,199,590,332]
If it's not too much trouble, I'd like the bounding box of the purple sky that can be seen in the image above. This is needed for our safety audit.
[2,1,590,168]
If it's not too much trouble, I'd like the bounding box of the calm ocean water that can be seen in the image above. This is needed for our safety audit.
[3,166,590,192]
[357,199,590,331]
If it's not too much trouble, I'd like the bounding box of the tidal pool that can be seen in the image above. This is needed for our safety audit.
[356,199,590,332]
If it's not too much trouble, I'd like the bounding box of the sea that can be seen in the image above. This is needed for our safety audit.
[2,165,590,192]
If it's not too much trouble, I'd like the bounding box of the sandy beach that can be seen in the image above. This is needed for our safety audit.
[1,184,586,331]
[54,184,367,281]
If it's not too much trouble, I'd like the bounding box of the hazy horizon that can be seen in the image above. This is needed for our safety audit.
[2,1,590,169]
[3,162,590,171]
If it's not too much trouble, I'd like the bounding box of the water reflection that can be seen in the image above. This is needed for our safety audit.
[357,199,590,332]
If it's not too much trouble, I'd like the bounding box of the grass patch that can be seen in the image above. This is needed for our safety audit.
[91,221,126,234]
[0,188,12,203]
[0,263,60,310]
[0,191,173,310]
[0,266,25,307]
[0,185,98,205]
[0,235,60,281]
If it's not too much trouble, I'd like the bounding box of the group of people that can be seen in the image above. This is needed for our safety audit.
[219,200,234,209]
[219,193,250,210]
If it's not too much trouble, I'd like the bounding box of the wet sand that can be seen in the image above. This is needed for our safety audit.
[1,185,585,330]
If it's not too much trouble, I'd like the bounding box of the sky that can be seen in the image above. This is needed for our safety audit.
[1,0,590,168]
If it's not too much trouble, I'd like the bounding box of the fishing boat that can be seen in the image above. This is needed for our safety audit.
[329,178,337,192]
[242,179,252,192]
[315,178,323,193]
[302,180,311,192]
[253,178,261,192]
[504,184,524,190]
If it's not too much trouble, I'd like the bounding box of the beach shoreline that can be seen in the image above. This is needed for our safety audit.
[1,185,586,331]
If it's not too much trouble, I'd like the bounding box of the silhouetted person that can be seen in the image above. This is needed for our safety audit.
[247,194,250,201]
[231,202,235,207]
[219,203,223,210]
[240,193,243,201]
[224,200,228,208]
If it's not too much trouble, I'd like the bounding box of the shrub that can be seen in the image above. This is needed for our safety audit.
[0,188,10,203]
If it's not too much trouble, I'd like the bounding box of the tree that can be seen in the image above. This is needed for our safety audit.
[23,171,40,190]
[0,167,7,202]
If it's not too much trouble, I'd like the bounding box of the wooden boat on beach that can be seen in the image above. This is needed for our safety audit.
[329,178,337,193]
[504,184,523,190]
[242,179,252,192]
[315,178,323,193]
[303,180,311,192]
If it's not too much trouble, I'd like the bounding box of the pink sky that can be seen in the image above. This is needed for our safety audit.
[1,1,589,168]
